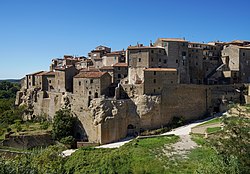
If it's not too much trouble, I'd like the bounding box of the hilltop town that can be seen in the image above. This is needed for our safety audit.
[15,38,250,144]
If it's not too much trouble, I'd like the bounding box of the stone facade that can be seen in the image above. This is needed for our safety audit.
[143,68,177,95]
[16,38,250,145]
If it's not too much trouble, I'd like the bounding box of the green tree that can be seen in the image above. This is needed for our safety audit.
[204,113,250,173]
[52,109,74,141]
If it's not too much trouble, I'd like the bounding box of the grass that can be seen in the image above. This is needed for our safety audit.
[65,135,179,174]
[206,127,222,134]
[0,122,52,142]
[198,117,222,126]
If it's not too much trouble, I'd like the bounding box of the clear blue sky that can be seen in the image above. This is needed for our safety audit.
[1,0,250,79]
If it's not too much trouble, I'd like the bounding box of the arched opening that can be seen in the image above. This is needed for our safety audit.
[127,124,136,136]
[76,132,81,140]
[94,92,98,98]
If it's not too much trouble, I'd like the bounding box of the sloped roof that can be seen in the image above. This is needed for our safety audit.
[158,38,187,42]
[113,63,128,67]
[26,71,44,76]
[99,66,114,70]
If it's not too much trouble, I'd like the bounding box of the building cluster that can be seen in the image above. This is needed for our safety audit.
[19,38,250,144]
[25,38,250,99]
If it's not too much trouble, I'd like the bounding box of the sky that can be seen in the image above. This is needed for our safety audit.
[0,0,250,79]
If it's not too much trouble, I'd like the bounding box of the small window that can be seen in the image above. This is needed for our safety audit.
[163,59,167,64]
[79,81,81,86]
[138,58,141,62]
[118,74,121,78]
[159,58,161,62]
[182,52,186,56]
[118,67,121,70]
[153,89,156,93]
[154,71,156,75]
[159,49,162,53]
[153,79,156,83]
[86,80,88,83]
[90,79,93,83]
[243,52,246,56]
[49,80,51,83]
[89,91,92,95]
[176,59,178,63]
[151,50,154,53]
[171,81,173,84]
[151,58,153,61]
[196,50,198,53]
[196,62,198,66]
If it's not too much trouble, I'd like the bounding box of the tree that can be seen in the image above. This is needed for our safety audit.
[209,114,250,173]
[52,109,74,141]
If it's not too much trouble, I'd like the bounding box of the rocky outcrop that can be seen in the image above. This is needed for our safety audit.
[2,133,54,149]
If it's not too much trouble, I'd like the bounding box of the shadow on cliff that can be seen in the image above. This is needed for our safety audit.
[73,117,88,142]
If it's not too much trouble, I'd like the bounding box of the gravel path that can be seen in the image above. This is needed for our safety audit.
[62,113,225,156]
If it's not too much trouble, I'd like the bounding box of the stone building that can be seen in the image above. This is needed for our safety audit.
[73,71,112,104]
[113,63,128,84]
[143,68,178,95]
[16,37,248,145]
[89,46,111,68]
[222,45,250,83]
[50,55,84,71]
[154,38,190,84]
[54,65,78,92]
[25,71,44,89]
[102,51,126,67]
[127,45,167,84]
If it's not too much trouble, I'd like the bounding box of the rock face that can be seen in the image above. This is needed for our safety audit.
[15,84,241,144]
[2,134,54,149]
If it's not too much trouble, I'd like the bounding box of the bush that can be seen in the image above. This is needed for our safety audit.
[52,109,74,141]
[40,121,50,130]
[60,136,75,146]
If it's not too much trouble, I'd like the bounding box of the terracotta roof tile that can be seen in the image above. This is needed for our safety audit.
[113,63,128,67]
[74,72,107,78]
[99,66,114,70]
[26,71,44,76]
[159,38,187,42]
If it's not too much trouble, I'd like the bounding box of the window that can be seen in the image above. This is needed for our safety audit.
[163,59,167,64]
[151,58,153,61]
[153,79,156,83]
[49,80,51,83]
[138,58,141,62]
[243,52,246,56]
[189,54,191,57]
[182,43,185,46]
[79,81,81,86]
[176,59,178,63]
[196,62,198,66]
[159,58,161,62]
[151,50,154,53]
[196,50,198,53]
[159,49,162,53]
[118,74,121,78]
[153,89,156,93]
[182,51,186,56]
[89,91,92,95]
[90,79,93,83]
[154,71,156,75]
[171,81,173,84]
[118,67,121,70]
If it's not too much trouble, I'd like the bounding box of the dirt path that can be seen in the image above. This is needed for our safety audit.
[162,135,198,159]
